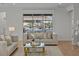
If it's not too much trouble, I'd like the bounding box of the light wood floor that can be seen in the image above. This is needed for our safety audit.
[58,41,79,56]
[11,41,79,56]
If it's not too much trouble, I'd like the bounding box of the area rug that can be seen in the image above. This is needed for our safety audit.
[45,46,63,56]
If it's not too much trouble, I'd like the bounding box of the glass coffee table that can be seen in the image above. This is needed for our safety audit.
[24,42,45,56]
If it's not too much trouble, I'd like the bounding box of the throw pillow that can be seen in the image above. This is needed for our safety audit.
[5,35,12,46]
[0,35,5,41]
[11,36,18,42]
[0,38,3,41]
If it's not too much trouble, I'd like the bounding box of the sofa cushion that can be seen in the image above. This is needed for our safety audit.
[5,35,12,46]
[11,36,18,42]
[45,32,52,39]
[35,32,44,39]
[0,38,3,41]
[47,32,52,39]
[0,35,5,41]
[27,33,33,39]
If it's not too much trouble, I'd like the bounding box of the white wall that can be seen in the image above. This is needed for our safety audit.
[22,10,53,14]
[54,7,72,41]
[0,11,6,35]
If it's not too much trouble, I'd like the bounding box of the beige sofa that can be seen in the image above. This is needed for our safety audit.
[0,35,18,56]
[23,32,58,45]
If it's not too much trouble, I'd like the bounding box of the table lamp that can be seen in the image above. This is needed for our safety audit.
[9,27,15,35]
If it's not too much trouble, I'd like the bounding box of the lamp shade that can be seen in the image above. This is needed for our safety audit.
[9,27,15,32]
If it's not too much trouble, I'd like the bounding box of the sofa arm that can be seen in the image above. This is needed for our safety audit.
[0,41,8,56]
[11,36,18,42]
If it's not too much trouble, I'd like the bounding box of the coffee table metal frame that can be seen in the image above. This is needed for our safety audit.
[24,43,45,56]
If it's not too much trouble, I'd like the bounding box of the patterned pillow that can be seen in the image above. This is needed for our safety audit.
[5,35,12,46]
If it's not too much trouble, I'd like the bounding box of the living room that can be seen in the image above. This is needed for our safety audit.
[0,3,79,56]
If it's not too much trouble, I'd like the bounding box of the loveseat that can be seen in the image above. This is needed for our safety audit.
[0,35,18,56]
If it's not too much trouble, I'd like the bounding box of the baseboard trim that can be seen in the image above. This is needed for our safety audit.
[58,39,72,41]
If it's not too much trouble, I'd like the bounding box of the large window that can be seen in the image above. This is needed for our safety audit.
[23,14,53,33]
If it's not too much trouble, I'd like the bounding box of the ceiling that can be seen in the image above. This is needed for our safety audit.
[0,3,71,10]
